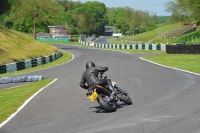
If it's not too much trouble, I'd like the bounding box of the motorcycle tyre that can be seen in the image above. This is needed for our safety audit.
[119,94,132,105]
[97,94,116,112]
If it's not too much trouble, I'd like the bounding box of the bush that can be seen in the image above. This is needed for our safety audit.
[70,35,79,42]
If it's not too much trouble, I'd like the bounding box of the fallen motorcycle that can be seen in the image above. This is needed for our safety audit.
[87,73,132,112]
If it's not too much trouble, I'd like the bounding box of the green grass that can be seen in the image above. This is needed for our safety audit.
[108,23,181,44]
[0,78,54,123]
[0,26,59,65]
[154,25,200,44]
[143,54,200,74]
[107,37,124,44]
[107,23,200,44]
[121,49,163,53]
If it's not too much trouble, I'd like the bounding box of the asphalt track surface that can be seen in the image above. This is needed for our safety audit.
[1,45,200,133]
[94,27,113,44]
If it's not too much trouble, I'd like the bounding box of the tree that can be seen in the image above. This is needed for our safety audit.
[165,0,200,23]
[0,0,11,15]
[9,0,65,39]
[187,0,200,22]
[73,12,96,34]
[56,0,69,8]
[152,13,158,24]
[107,7,150,34]
[64,1,108,35]
[83,1,108,35]
[106,7,115,25]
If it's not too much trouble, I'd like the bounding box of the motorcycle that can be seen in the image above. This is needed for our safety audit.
[86,72,132,112]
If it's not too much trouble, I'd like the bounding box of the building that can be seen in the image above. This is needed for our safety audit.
[48,25,69,38]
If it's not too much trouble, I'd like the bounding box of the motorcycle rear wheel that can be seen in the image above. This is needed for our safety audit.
[119,94,132,105]
[97,94,116,112]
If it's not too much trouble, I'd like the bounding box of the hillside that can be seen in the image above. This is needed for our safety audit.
[108,23,181,44]
[0,26,59,65]
[108,22,200,44]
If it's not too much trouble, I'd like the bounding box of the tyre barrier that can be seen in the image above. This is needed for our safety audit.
[0,51,63,74]
[78,40,166,51]
[0,75,46,84]
[166,44,200,54]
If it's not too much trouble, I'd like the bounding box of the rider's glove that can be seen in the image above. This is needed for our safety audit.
[86,89,93,97]
[88,89,93,94]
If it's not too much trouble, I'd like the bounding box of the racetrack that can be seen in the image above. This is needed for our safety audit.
[1,44,200,133]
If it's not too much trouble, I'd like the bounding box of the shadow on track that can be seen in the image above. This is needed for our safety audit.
[89,103,129,113]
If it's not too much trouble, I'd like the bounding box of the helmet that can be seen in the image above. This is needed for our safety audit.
[86,61,95,69]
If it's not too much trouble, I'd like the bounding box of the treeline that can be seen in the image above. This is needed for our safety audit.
[63,1,108,36]
[1,0,65,39]
[0,0,107,38]
[165,0,200,23]
[106,7,169,35]
[2,0,188,38]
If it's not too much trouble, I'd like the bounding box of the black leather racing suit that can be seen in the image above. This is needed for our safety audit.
[79,66,113,89]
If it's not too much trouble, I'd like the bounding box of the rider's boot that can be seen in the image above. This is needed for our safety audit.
[108,86,116,101]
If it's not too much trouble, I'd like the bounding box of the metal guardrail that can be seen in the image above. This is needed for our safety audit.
[0,51,62,74]
[79,40,166,51]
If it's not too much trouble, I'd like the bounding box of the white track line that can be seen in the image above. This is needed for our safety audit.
[140,57,200,76]
[0,79,58,128]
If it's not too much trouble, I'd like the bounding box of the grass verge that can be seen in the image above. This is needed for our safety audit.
[142,54,200,74]
[0,78,54,124]
[0,26,59,65]
[121,49,164,53]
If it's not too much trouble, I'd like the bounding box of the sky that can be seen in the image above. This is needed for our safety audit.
[74,0,171,16]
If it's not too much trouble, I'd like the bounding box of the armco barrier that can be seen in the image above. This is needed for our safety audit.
[31,59,37,67]
[25,60,32,69]
[49,55,53,62]
[45,56,50,64]
[37,58,42,66]
[41,57,46,64]
[79,40,166,51]
[0,65,6,74]
[6,63,17,73]
[0,51,62,74]
[16,62,25,71]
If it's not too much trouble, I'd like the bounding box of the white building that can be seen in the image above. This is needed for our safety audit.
[48,25,69,38]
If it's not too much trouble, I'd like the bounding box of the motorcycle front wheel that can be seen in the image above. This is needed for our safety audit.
[119,94,132,105]
[97,94,116,112]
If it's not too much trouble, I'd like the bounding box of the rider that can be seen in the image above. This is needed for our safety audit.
[79,61,116,101]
